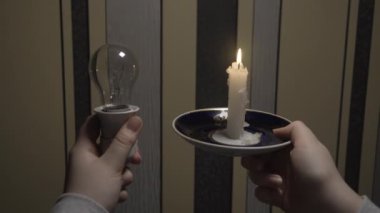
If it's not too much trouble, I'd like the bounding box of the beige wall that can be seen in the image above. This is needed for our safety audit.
[85,1,380,211]
[89,0,106,111]
[162,0,253,212]
[162,0,196,212]
[161,0,380,212]
[274,0,380,212]
[277,0,350,158]
[1,0,378,212]
[275,0,379,200]
[0,0,73,212]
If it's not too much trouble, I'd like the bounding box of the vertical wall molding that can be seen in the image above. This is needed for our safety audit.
[336,0,352,166]
[107,0,161,212]
[337,0,359,178]
[371,0,380,204]
[88,0,107,109]
[61,0,76,154]
[59,0,69,165]
[374,114,380,205]
[234,0,255,212]
[195,0,237,212]
[162,0,196,212]
[247,0,282,212]
[361,0,380,199]
[71,0,91,135]
[345,0,375,191]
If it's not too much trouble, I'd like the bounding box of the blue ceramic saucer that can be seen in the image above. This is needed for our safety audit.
[172,108,292,156]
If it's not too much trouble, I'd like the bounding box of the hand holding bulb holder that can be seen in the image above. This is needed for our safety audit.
[90,44,140,159]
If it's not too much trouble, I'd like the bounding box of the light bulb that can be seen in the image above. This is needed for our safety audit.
[90,44,140,157]
[90,44,138,111]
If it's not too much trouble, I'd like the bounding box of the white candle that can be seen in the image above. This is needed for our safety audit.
[226,49,249,139]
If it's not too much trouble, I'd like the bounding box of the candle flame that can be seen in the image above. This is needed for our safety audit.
[237,48,242,64]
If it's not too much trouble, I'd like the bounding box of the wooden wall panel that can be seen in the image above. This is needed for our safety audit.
[345,0,376,191]
[277,0,349,159]
[248,0,282,212]
[337,0,359,176]
[359,0,380,197]
[374,113,380,205]
[235,1,254,212]
[0,0,66,211]
[62,0,76,150]
[275,1,352,212]
[102,0,380,212]
[107,0,161,212]
[162,0,196,213]
[71,0,91,133]
[89,0,106,110]
[195,0,238,211]
[371,1,380,205]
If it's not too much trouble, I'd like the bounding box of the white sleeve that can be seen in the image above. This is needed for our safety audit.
[359,196,380,213]
[51,193,108,213]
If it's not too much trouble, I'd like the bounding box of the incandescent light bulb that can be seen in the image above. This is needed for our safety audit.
[90,44,138,111]
[90,44,140,157]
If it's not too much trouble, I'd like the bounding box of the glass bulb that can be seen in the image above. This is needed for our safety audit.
[90,44,138,111]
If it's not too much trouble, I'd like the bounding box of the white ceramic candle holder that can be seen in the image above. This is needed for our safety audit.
[172,108,292,156]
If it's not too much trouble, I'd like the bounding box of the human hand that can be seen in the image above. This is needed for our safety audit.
[65,115,143,212]
[241,121,363,213]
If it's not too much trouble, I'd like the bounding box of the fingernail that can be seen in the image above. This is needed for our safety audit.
[127,116,142,132]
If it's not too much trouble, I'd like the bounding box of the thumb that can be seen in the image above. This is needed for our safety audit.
[273,121,317,148]
[101,116,143,170]
[273,122,293,141]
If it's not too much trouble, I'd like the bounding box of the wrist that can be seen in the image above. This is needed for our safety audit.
[55,193,109,213]
[320,175,363,213]
[66,187,114,212]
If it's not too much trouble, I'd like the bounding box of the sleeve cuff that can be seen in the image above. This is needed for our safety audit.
[51,193,109,213]
[358,196,380,213]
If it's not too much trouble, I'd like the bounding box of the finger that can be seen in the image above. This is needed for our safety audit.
[129,149,142,165]
[241,156,262,171]
[272,122,293,141]
[249,171,283,188]
[241,155,271,171]
[122,169,134,186]
[119,190,128,203]
[273,121,317,148]
[242,156,262,171]
[101,116,143,170]
[74,115,100,155]
[255,186,284,208]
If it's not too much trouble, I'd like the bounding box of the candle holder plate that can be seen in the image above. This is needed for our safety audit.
[172,108,292,156]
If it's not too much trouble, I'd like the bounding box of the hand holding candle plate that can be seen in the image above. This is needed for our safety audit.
[173,49,291,156]
[172,108,291,156]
